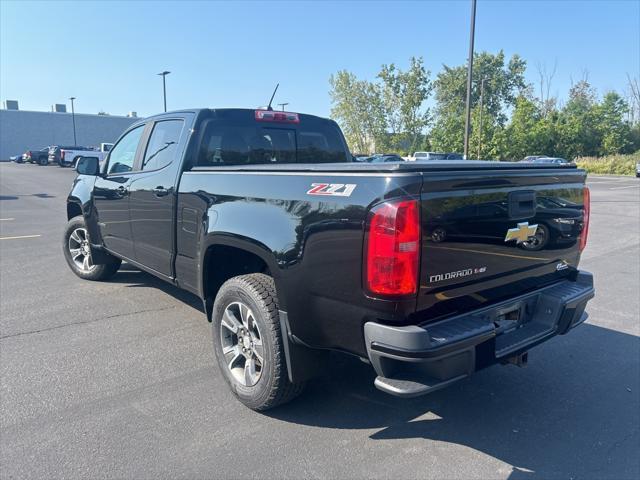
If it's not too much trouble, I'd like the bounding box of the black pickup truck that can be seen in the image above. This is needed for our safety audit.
[64,108,594,410]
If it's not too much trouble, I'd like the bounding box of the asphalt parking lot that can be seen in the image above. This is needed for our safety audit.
[1,162,638,480]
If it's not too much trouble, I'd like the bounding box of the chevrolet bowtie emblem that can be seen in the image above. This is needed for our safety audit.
[504,222,538,244]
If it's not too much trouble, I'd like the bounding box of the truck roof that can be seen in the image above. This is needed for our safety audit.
[142,108,338,124]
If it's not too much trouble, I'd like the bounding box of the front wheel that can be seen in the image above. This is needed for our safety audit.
[212,274,305,411]
[38,157,48,166]
[63,216,121,280]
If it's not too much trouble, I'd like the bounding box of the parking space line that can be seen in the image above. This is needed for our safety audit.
[0,218,15,221]
[0,234,42,240]
[610,185,639,190]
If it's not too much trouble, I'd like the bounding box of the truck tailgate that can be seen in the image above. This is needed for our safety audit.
[418,168,588,321]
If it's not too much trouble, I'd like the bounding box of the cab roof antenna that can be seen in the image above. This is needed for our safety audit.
[266,83,279,111]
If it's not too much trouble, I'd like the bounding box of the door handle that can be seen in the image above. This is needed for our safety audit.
[153,186,170,197]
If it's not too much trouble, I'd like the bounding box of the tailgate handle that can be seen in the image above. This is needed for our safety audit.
[508,191,536,219]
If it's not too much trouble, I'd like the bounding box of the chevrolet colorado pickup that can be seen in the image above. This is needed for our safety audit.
[64,108,594,410]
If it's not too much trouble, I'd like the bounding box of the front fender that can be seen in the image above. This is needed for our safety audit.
[67,175,108,261]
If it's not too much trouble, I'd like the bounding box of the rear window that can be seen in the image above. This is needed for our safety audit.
[197,118,348,167]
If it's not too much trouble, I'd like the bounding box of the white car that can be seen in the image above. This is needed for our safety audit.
[410,151,464,161]
[635,162,640,178]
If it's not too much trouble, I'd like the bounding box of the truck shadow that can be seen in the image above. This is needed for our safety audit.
[104,265,638,478]
[268,324,639,479]
[110,263,203,312]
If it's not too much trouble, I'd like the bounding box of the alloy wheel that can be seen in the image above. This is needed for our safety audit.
[220,301,264,387]
[68,227,95,272]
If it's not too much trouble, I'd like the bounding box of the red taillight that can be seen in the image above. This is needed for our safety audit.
[255,110,300,123]
[365,199,420,296]
[61,149,66,160]
[579,186,590,252]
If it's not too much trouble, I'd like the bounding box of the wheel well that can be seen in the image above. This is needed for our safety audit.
[203,245,270,320]
[67,202,83,220]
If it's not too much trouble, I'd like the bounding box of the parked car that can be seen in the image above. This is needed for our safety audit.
[47,146,88,166]
[426,197,584,251]
[368,154,404,163]
[532,157,570,165]
[64,107,594,411]
[635,162,640,178]
[10,153,25,163]
[53,144,113,167]
[522,155,545,163]
[23,147,49,165]
[411,151,463,161]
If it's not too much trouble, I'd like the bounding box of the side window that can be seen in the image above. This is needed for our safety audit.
[142,120,184,171]
[107,126,144,174]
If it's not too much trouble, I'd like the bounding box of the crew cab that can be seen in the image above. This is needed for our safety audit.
[64,108,594,410]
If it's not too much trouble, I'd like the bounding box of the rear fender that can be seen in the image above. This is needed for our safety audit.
[199,233,283,319]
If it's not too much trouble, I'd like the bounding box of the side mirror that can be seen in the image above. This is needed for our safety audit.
[76,156,100,175]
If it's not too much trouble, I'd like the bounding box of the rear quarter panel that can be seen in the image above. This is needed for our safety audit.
[176,170,423,356]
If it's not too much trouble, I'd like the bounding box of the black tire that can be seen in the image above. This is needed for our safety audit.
[431,227,447,243]
[38,156,48,166]
[63,216,121,280]
[520,224,549,251]
[212,273,305,411]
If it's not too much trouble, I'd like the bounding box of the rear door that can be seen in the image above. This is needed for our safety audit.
[418,168,587,320]
[128,114,192,277]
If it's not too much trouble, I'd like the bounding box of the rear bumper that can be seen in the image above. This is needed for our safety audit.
[364,271,595,397]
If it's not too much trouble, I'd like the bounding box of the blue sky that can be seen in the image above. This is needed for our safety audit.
[1,0,638,118]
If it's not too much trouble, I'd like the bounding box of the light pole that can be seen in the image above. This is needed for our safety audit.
[463,0,477,160]
[69,97,77,145]
[277,102,289,111]
[477,77,486,159]
[157,71,170,112]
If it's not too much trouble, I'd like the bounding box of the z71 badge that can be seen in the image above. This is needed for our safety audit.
[307,183,357,197]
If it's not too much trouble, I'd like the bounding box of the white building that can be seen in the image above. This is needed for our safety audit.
[0,106,139,160]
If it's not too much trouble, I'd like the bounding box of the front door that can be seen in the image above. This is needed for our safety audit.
[93,124,146,260]
[128,118,188,277]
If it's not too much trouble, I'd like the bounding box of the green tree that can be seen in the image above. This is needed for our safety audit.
[554,79,600,158]
[378,57,433,153]
[328,71,385,154]
[499,96,557,160]
[596,91,632,155]
[430,50,527,155]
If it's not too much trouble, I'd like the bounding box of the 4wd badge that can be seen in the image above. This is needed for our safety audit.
[307,183,357,197]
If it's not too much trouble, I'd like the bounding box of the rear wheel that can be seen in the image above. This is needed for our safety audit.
[63,216,121,280]
[38,156,47,166]
[431,227,447,243]
[212,273,305,411]
[520,224,549,251]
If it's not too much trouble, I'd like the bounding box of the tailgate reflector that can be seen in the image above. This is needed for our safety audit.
[579,186,590,252]
[365,199,420,296]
